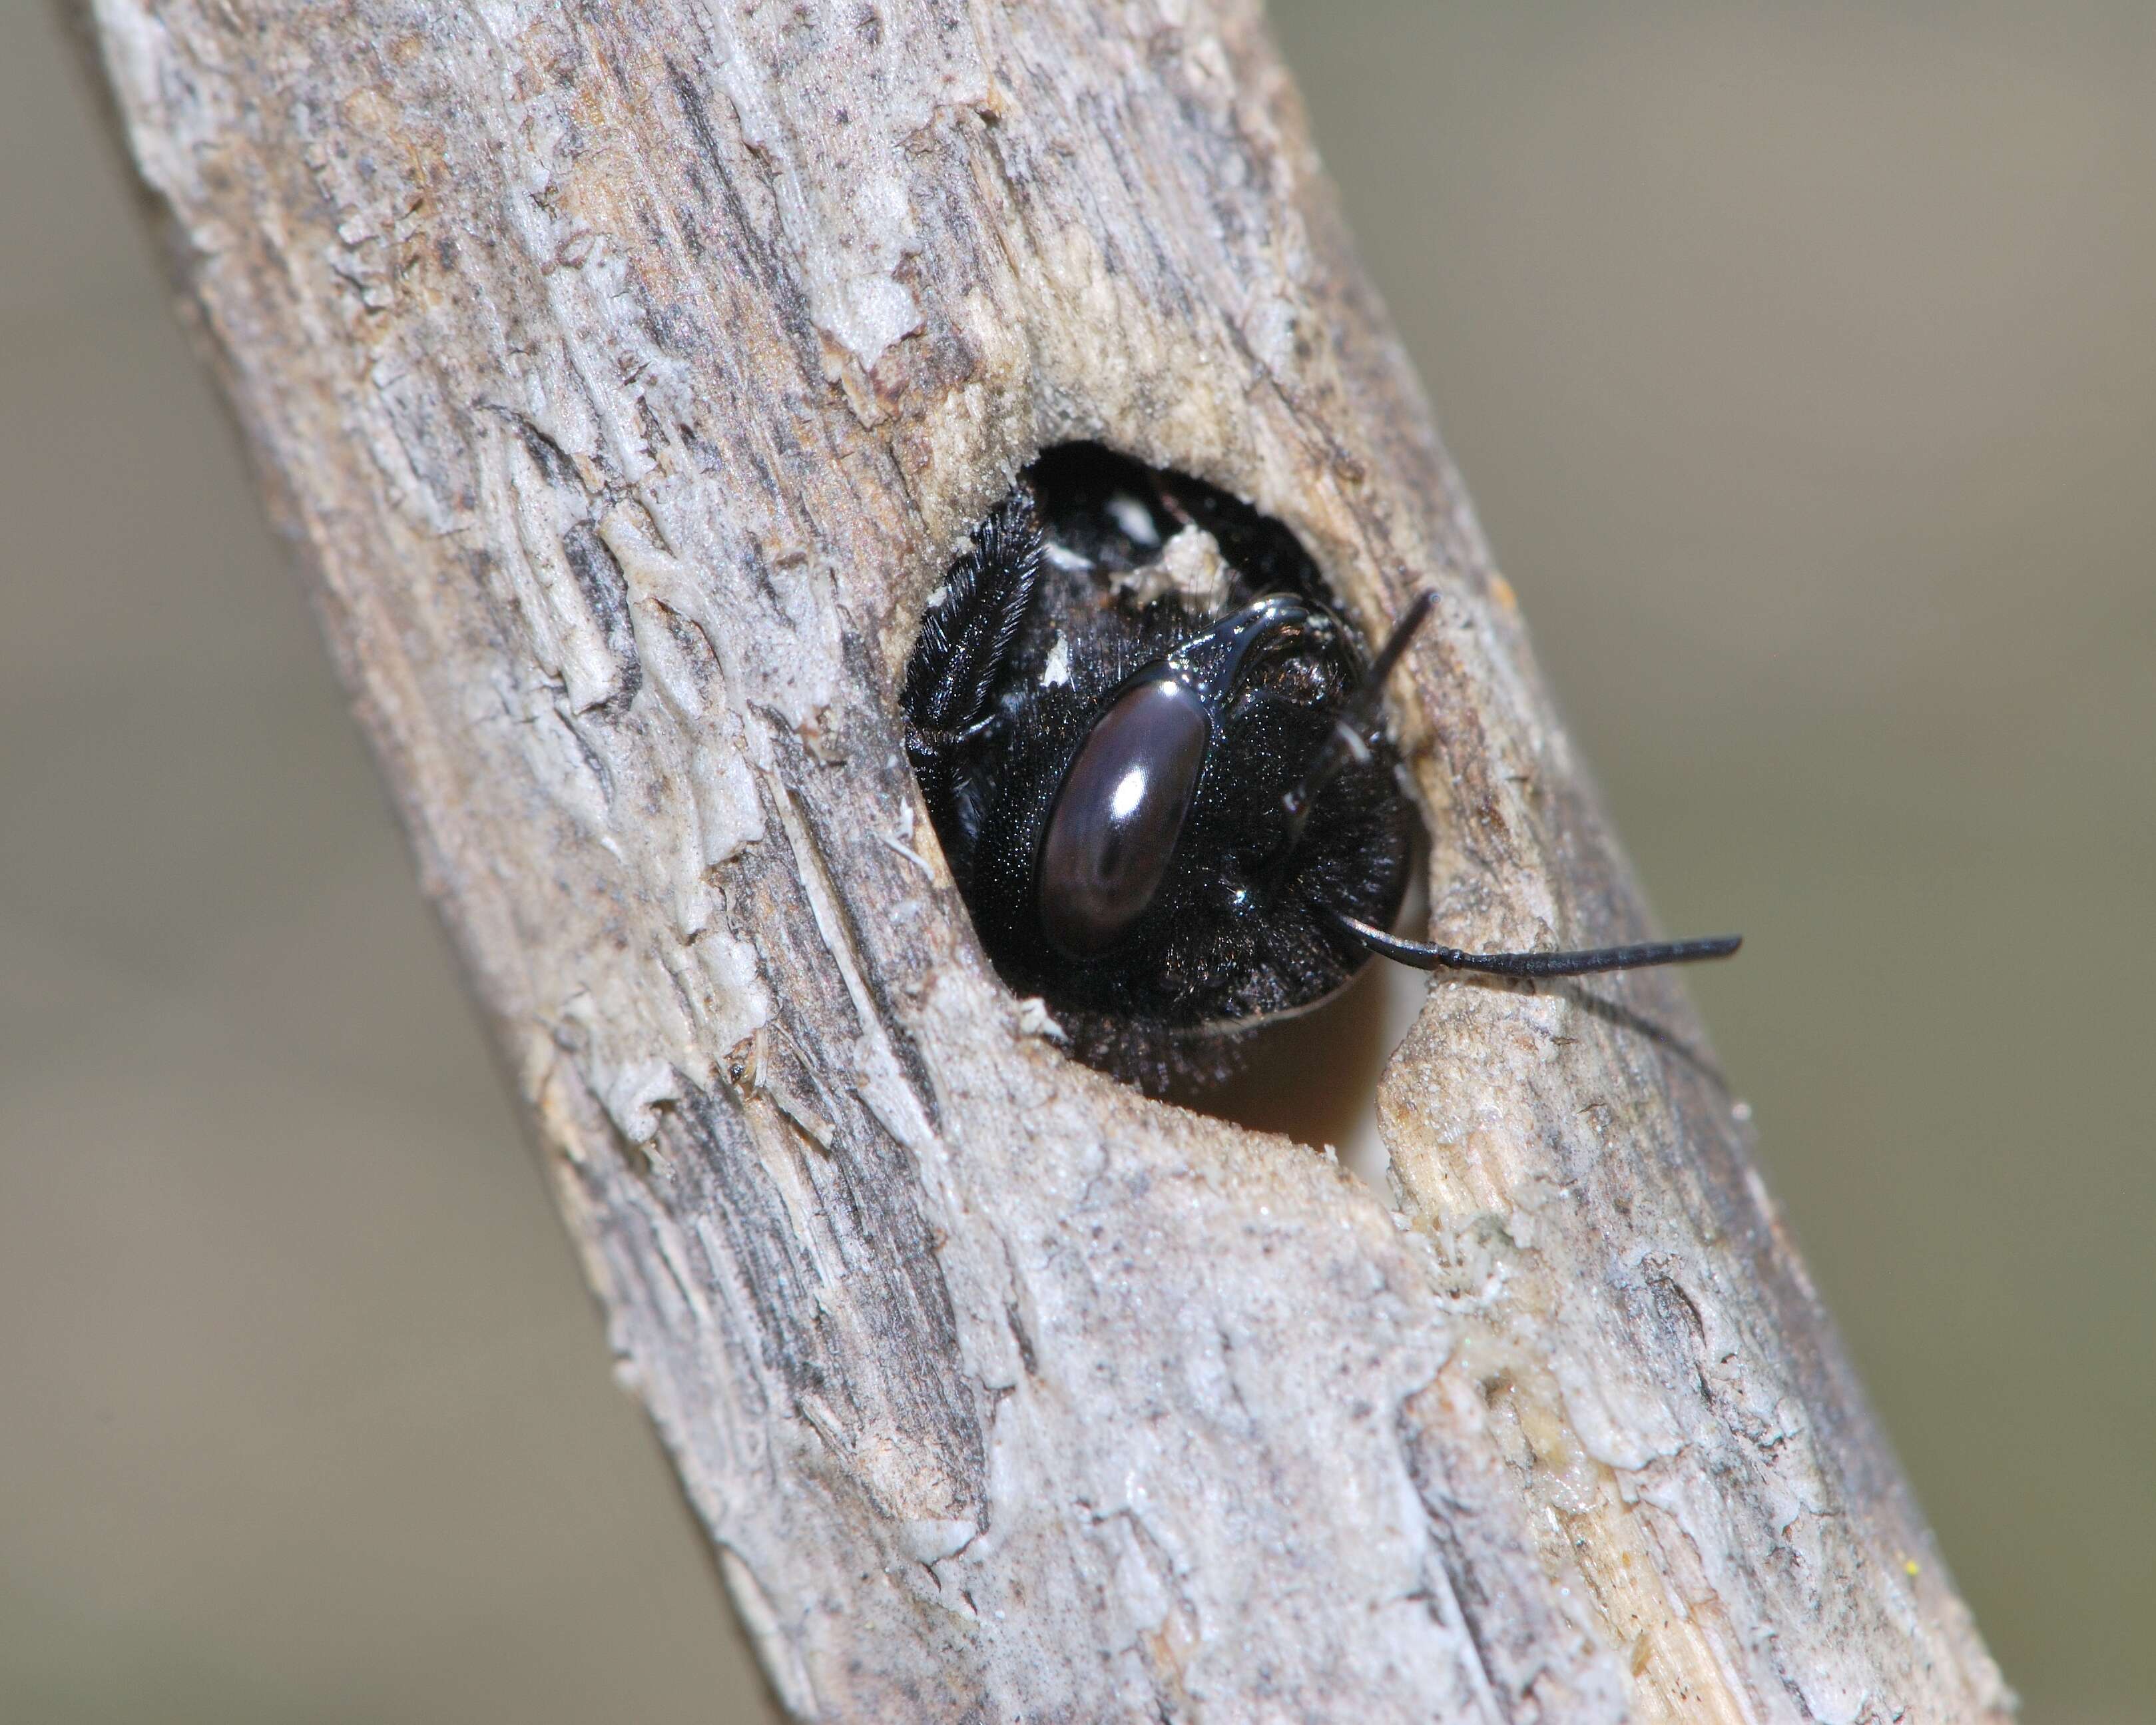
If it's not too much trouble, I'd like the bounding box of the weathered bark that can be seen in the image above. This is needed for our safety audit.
[82,1,2009,1718]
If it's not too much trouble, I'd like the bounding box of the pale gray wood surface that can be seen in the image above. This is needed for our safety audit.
[83,0,2011,1716]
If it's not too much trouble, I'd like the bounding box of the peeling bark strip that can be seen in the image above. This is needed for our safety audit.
[84,1,2010,1718]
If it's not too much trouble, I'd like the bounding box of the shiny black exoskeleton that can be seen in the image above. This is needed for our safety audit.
[902,446,1417,1088]
[903,446,1740,1092]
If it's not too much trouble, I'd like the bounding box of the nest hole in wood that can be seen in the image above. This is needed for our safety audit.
[900,444,1429,1174]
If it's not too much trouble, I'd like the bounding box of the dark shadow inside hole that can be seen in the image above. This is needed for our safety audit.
[902,442,1430,1165]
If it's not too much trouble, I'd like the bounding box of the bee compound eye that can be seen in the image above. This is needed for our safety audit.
[1037,677,1212,957]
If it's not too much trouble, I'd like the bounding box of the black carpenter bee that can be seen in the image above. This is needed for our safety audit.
[902,445,1737,1091]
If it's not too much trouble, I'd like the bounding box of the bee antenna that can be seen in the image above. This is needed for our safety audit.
[1320,905,1742,978]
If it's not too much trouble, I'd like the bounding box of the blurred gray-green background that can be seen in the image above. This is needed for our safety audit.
[4,3,2149,1719]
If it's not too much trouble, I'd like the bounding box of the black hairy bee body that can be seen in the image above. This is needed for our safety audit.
[903,446,1416,1090]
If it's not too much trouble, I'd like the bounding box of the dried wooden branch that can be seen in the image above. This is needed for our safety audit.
[82,0,2011,1717]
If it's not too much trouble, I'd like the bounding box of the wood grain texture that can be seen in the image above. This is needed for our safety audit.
[83,0,2011,1717]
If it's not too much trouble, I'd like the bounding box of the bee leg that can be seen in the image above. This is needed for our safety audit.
[901,482,1043,738]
